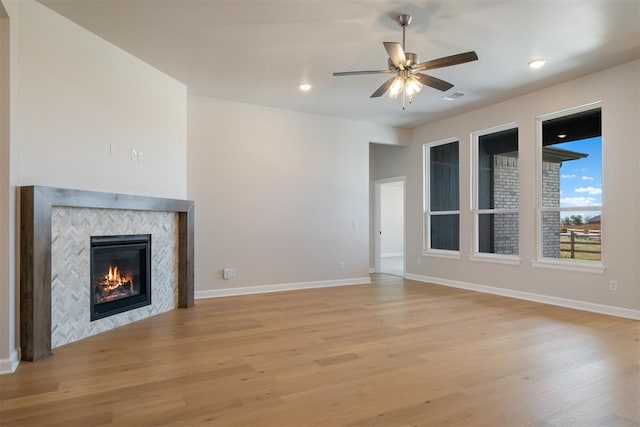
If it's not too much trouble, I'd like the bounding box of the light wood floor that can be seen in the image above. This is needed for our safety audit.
[1,274,638,426]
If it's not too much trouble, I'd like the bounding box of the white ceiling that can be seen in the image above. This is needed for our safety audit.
[39,0,640,128]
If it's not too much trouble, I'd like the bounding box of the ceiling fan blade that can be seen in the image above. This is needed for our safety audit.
[333,70,394,76]
[413,51,478,71]
[370,77,397,98]
[383,42,406,69]
[414,73,454,92]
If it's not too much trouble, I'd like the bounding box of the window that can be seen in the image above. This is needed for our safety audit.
[472,125,519,258]
[424,139,459,253]
[537,104,602,265]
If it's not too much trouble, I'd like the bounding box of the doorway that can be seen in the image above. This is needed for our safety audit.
[374,177,405,276]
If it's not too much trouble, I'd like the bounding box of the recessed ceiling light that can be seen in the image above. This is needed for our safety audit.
[299,83,312,92]
[528,58,546,69]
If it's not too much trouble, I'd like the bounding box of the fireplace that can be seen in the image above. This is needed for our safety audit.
[20,186,194,362]
[90,234,152,321]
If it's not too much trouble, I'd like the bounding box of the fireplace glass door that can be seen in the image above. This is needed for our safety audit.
[90,234,151,320]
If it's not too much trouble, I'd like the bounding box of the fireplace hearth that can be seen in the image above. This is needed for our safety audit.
[90,234,151,320]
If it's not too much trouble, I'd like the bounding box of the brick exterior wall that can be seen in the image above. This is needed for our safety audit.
[493,155,519,255]
[542,162,561,257]
[492,156,561,257]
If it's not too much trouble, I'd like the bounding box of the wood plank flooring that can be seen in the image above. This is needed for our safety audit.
[1,274,638,426]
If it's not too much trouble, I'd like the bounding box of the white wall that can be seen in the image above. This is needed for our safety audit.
[188,95,405,294]
[380,182,404,256]
[0,1,15,374]
[5,0,187,199]
[372,60,640,315]
[0,0,187,373]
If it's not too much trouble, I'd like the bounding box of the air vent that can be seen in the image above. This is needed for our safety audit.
[440,92,465,101]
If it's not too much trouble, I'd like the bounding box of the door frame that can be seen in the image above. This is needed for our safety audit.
[374,176,406,274]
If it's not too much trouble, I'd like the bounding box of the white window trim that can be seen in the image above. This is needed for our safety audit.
[468,253,521,266]
[530,258,605,274]
[540,206,602,212]
[422,249,461,259]
[535,102,604,270]
[471,123,520,259]
[423,138,460,255]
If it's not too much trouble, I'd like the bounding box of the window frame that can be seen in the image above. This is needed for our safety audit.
[533,102,605,274]
[422,138,461,258]
[469,123,521,265]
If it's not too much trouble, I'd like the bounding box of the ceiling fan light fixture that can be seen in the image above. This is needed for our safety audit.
[388,77,404,99]
[404,78,422,97]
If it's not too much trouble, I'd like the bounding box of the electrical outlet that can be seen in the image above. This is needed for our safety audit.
[609,280,617,291]
[339,261,345,270]
[417,258,422,265]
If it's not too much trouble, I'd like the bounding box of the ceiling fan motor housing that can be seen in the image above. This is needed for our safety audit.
[397,14,412,27]
[388,52,418,70]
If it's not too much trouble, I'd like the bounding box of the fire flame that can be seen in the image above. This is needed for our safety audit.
[106,265,119,282]
[102,265,134,293]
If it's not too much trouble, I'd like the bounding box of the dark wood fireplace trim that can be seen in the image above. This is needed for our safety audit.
[20,186,195,362]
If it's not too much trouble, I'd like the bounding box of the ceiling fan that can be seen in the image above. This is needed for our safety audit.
[333,14,478,107]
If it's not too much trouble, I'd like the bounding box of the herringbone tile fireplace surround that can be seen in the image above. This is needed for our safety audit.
[51,207,178,348]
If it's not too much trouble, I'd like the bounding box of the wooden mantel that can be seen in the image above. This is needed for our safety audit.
[20,186,195,362]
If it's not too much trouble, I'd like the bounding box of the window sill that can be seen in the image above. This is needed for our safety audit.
[421,250,461,260]
[468,254,521,266]
[530,259,606,274]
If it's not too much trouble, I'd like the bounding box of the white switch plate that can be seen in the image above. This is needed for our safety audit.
[137,151,144,162]
[110,144,117,157]
[131,149,138,161]
[223,268,236,279]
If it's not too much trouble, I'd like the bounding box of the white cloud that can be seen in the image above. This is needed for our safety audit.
[561,174,576,178]
[575,186,602,195]
[561,196,597,207]
[581,176,595,181]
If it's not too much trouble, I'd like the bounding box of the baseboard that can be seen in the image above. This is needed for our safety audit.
[196,277,371,299]
[0,347,20,375]
[404,273,640,320]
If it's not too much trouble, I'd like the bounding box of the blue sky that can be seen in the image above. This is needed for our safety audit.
[558,136,602,218]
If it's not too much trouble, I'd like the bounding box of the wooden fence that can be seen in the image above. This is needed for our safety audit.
[560,229,601,259]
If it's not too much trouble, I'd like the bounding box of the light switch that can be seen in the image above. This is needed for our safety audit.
[223,268,236,279]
